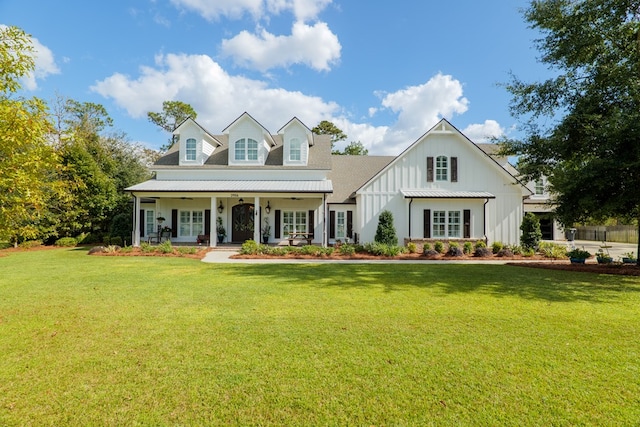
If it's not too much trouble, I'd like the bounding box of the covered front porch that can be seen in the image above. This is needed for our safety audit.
[127,180,333,248]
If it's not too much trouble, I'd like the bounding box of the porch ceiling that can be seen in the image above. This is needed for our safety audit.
[126,179,333,193]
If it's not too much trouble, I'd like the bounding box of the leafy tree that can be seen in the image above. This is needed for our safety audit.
[0,26,63,245]
[501,0,640,262]
[520,213,542,251]
[374,210,398,246]
[147,100,197,150]
[341,140,369,156]
[312,120,347,153]
[0,25,34,93]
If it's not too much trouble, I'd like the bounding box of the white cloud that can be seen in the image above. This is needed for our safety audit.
[462,120,505,143]
[22,36,60,91]
[91,53,339,136]
[170,0,263,20]
[170,0,331,21]
[221,21,340,71]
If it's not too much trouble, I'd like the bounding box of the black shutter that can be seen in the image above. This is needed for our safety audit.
[347,210,353,238]
[171,209,178,238]
[329,210,336,239]
[275,210,281,238]
[140,209,145,236]
[451,157,458,182]
[427,157,434,182]
[463,209,471,238]
[204,209,211,236]
[423,209,431,238]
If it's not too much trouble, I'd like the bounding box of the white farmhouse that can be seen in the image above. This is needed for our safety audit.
[126,113,536,247]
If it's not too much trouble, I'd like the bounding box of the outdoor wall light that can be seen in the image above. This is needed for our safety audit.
[265,201,271,214]
[217,201,224,213]
[239,198,244,205]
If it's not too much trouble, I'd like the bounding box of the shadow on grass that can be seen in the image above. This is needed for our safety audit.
[225,263,640,303]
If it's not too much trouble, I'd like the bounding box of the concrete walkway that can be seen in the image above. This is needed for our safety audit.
[201,240,638,264]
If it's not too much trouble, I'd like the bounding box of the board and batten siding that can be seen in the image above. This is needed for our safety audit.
[356,124,526,245]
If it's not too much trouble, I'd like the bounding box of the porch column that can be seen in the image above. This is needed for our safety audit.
[253,196,261,242]
[210,196,217,248]
[132,194,141,247]
[322,193,327,247]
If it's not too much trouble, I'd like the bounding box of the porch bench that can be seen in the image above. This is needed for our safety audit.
[197,234,210,245]
[288,233,313,246]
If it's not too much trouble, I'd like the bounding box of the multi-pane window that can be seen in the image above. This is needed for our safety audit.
[433,210,461,238]
[145,210,155,235]
[290,138,301,161]
[179,211,204,237]
[436,156,448,181]
[336,211,345,238]
[283,210,307,235]
[433,211,446,237]
[234,138,258,161]
[535,179,544,195]
[234,139,245,161]
[247,138,258,160]
[185,138,196,161]
[448,211,461,238]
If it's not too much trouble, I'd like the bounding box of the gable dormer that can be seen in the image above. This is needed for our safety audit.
[223,112,276,166]
[278,117,312,166]
[174,118,221,166]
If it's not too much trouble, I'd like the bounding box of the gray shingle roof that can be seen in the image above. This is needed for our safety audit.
[327,155,395,203]
[153,134,332,170]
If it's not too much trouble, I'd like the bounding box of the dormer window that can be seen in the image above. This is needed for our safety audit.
[290,138,301,161]
[234,138,259,161]
[535,179,544,195]
[185,138,197,161]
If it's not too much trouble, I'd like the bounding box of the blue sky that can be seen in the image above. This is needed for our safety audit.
[2,0,549,155]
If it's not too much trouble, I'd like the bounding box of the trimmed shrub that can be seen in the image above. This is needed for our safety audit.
[55,237,77,247]
[474,247,492,257]
[447,242,463,257]
[463,241,474,255]
[422,243,432,253]
[157,240,173,254]
[339,244,356,256]
[110,213,131,244]
[407,242,417,254]
[520,212,542,251]
[19,240,43,249]
[109,236,123,247]
[474,240,487,249]
[240,240,260,255]
[492,241,504,254]
[434,241,445,254]
[374,210,398,246]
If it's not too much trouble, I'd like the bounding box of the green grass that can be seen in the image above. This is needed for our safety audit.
[1,249,640,425]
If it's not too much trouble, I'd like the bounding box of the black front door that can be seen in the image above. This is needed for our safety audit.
[232,203,255,242]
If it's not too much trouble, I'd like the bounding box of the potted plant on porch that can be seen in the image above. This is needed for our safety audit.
[566,248,591,264]
[261,218,271,245]
[216,217,226,243]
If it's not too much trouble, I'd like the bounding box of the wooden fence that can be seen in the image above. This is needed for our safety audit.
[574,226,638,244]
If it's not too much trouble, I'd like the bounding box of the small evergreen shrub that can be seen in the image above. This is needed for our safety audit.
[422,243,432,253]
[240,240,260,255]
[339,244,356,256]
[176,246,198,256]
[463,241,474,255]
[55,237,77,247]
[447,242,463,257]
[109,236,123,247]
[140,242,154,253]
[374,210,398,246]
[104,245,120,253]
[407,242,417,254]
[520,212,542,251]
[508,244,524,255]
[434,241,445,254]
[19,240,43,249]
[474,240,487,249]
[474,247,492,257]
[157,240,173,254]
[492,241,504,254]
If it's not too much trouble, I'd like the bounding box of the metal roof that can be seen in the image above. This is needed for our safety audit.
[401,190,495,199]
[126,179,333,193]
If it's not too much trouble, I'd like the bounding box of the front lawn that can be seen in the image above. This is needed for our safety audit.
[1,248,639,425]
